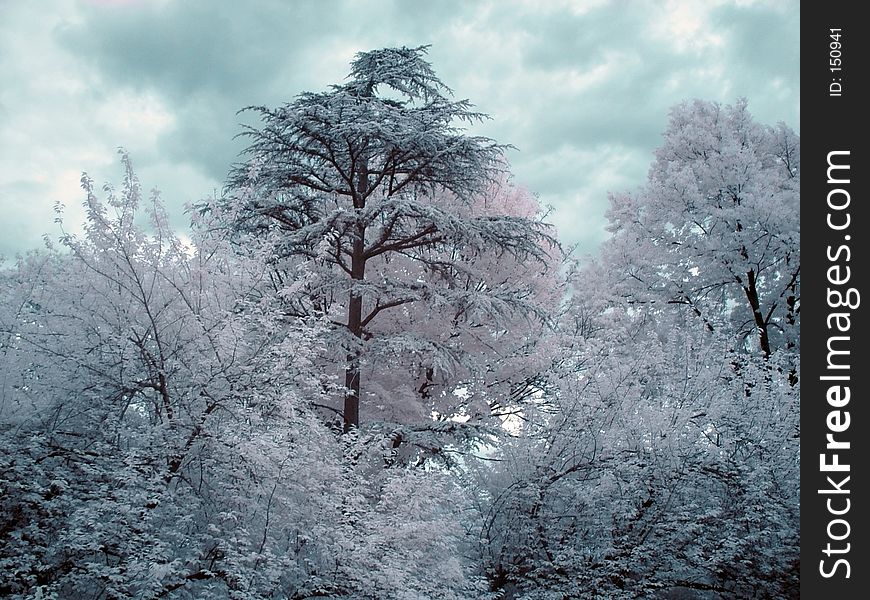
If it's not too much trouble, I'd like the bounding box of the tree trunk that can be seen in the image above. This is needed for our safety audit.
[343,292,362,432]
[343,159,369,432]
[743,269,771,359]
[785,267,799,386]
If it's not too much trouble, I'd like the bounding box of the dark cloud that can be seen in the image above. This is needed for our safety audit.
[2,0,799,258]
[58,1,335,99]
[520,7,646,71]
[712,3,800,83]
[56,1,322,181]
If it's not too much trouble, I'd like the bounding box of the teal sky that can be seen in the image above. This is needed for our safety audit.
[0,0,799,259]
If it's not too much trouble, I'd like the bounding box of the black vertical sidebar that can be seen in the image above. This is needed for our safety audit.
[801,2,867,597]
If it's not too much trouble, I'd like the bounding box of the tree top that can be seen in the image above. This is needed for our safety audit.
[344,45,450,102]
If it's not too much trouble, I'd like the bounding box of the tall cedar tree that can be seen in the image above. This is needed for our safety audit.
[225,46,554,431]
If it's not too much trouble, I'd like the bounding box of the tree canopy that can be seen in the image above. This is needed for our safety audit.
[216,45,558,432]
[0,51,798,599]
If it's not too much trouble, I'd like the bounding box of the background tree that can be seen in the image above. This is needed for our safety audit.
[0,156,487,598]
[475,261,799,600]
[603,99,799,365]
[218,46,557,432]
[474,101,800,599]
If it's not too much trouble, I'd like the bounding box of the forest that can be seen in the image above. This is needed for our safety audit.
[0,47,799,599]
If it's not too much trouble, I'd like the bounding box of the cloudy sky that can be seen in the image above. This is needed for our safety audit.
[0,0,799,259]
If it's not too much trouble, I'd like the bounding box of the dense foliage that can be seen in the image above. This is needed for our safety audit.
[1,48,798,599]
